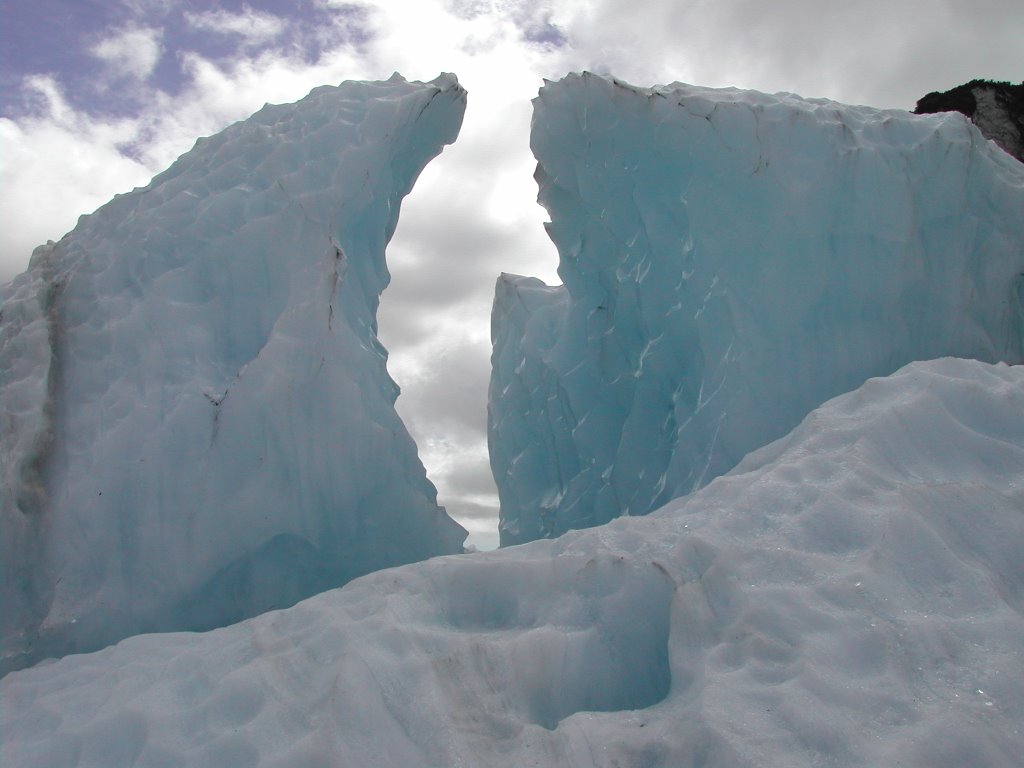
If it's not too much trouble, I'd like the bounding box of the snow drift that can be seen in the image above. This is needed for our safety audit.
[2,358,1022,767]
[489,73,1024,546]
[0,74,468,675]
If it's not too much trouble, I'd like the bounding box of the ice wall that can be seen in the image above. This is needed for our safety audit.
[490,72,1024,546]
[3,358,1022,767]
[0,73,467,674]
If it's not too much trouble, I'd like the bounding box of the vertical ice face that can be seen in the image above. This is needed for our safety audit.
[490,72,1024,546]
[0,73,468,674]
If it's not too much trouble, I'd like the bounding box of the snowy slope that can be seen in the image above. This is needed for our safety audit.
[2,357,1022,767]
[0,74,467,675]
[490,73,1024,546]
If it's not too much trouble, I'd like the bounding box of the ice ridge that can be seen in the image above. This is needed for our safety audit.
[0,73,468,674]
[489,72,1024,546]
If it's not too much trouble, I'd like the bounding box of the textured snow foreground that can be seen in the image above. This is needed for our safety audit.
[490,73,1024,545]
[2,358,1022,767]
[0,74,467,674]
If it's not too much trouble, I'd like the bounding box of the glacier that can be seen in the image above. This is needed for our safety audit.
[2,357,1022,767]
[490,73,1024,546]
[0,73,467,675]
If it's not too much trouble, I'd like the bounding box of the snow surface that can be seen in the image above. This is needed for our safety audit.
[490,73,1024,546]
[2,357,1022,767]
[0,73,467,675]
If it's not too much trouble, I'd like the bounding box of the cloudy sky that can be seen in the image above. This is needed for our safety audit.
[1,0,1021,548]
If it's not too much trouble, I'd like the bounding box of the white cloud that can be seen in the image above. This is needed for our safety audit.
[91,26,163,80]
[184,7,289,47]
[0,78,150,279]
[118,0,179,18]
[315,0,366,7]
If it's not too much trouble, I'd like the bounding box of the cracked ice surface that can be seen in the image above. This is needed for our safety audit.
[490,73,1024,546]
[0,74,467,674]
[3,358,1023,767]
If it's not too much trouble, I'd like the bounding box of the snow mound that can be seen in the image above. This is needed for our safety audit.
[0,74,467,675]
[3,358,1022,767]
[490,72,1024,545]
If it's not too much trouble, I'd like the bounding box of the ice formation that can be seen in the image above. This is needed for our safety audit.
[0,74,467,674]
[490,73,1024,545]
[2,358,1022,767]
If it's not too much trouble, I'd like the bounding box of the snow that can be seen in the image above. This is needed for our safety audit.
[489,73,1024,546]
[2,357,1022,767]
[0,73,468,675]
